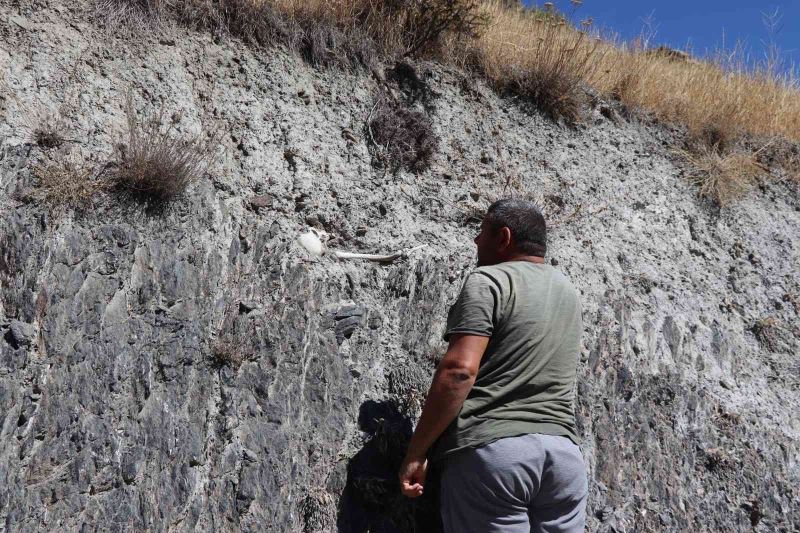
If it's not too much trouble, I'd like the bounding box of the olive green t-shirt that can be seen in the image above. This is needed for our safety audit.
[431,261,582,461]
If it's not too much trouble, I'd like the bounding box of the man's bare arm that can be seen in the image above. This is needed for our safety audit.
[399,333,489,497]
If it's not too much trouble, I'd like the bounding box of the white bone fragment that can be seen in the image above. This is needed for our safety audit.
[296,228,426,263]
[333,245,427,262]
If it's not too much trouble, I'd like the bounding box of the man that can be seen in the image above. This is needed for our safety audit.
[398,198,588,532]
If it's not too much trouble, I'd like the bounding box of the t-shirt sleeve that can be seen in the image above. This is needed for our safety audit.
[443,272,500,341]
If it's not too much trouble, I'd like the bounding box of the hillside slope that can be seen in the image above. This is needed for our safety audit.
[1,2,799,531]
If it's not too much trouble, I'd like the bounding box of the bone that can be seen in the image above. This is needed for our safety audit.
[296,229,426,263]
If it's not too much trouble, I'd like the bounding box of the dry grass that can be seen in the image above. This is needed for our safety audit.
[209,336,247,369]
[99,0,800,142]
[22,109,69,149]
[443,1,800,136]
[98,0,800,201]
[100,0,486,68]
[367,97,438,172]
[591,46,800,144]
[269,0,487,56]
[677,146,767,206]
[205,0,292,46]
[32,159,108,211]
[447,3,601,123]
[111,96,219,202]
[294,17,376,69]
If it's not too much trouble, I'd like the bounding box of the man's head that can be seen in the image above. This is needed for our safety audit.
[474,198,547,266]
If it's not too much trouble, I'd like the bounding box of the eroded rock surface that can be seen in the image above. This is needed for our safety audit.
[1,2,799,531]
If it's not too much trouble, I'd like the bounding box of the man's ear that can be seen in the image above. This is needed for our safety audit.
[499,227,513,250]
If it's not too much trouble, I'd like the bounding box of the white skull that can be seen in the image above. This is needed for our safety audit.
[297,228,328,256]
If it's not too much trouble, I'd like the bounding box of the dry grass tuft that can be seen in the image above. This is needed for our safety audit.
[367,98,438,172]
[593,47,800,145]
[211,0,293,47]
[449,3,600,123]
[678,146,767,206]
[94,0,168,26]
[209,336,247,369]
[112,97,218,202]
[296,18,376,69]
[33,127,65,149]
[23,110,69,150]
[32,159,108,211]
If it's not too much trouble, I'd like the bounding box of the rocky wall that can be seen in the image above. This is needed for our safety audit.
[1,2,798,531]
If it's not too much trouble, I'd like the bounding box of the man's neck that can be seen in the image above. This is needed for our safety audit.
[502,254,546,264]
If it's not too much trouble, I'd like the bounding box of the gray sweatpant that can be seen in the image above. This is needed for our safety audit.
[440,433,588,533]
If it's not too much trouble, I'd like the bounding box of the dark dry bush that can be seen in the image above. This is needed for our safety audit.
[208,336,245,369]
[26,111,68,149]
[112,97,218,202]
[94,0,167,22]
[687,105,741,153]
[387,60,430,105]
[212,0,295,47]
[383,0,489,56]
[368,99,438,172]
[34,128,64,149]
[298,20,377,70]
[507,67,586,125]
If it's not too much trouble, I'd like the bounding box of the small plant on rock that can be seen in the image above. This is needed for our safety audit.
[209,335,247,370]
[367,98,438,172]
[33,125,65,149]
[112,96,218,202]
[32,159,108,212]
[391,0,490,56]
[678,145,766,206]
[212,0,296,47]
[24,109,69,149]
[492,16,599,123]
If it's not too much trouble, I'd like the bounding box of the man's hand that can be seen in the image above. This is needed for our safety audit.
[399,454,428,498]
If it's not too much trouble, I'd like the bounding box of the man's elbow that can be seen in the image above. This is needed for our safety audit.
[437,363,477,386]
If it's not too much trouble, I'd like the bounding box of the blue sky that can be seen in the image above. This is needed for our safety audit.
[523,1,799,74]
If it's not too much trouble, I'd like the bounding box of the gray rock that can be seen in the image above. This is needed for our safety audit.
[5,320,35,348]
[0,4,798,533]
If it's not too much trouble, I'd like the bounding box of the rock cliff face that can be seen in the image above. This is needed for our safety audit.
[1,2,799,532]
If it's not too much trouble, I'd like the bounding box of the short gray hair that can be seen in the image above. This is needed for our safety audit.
[484,198,547,256]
